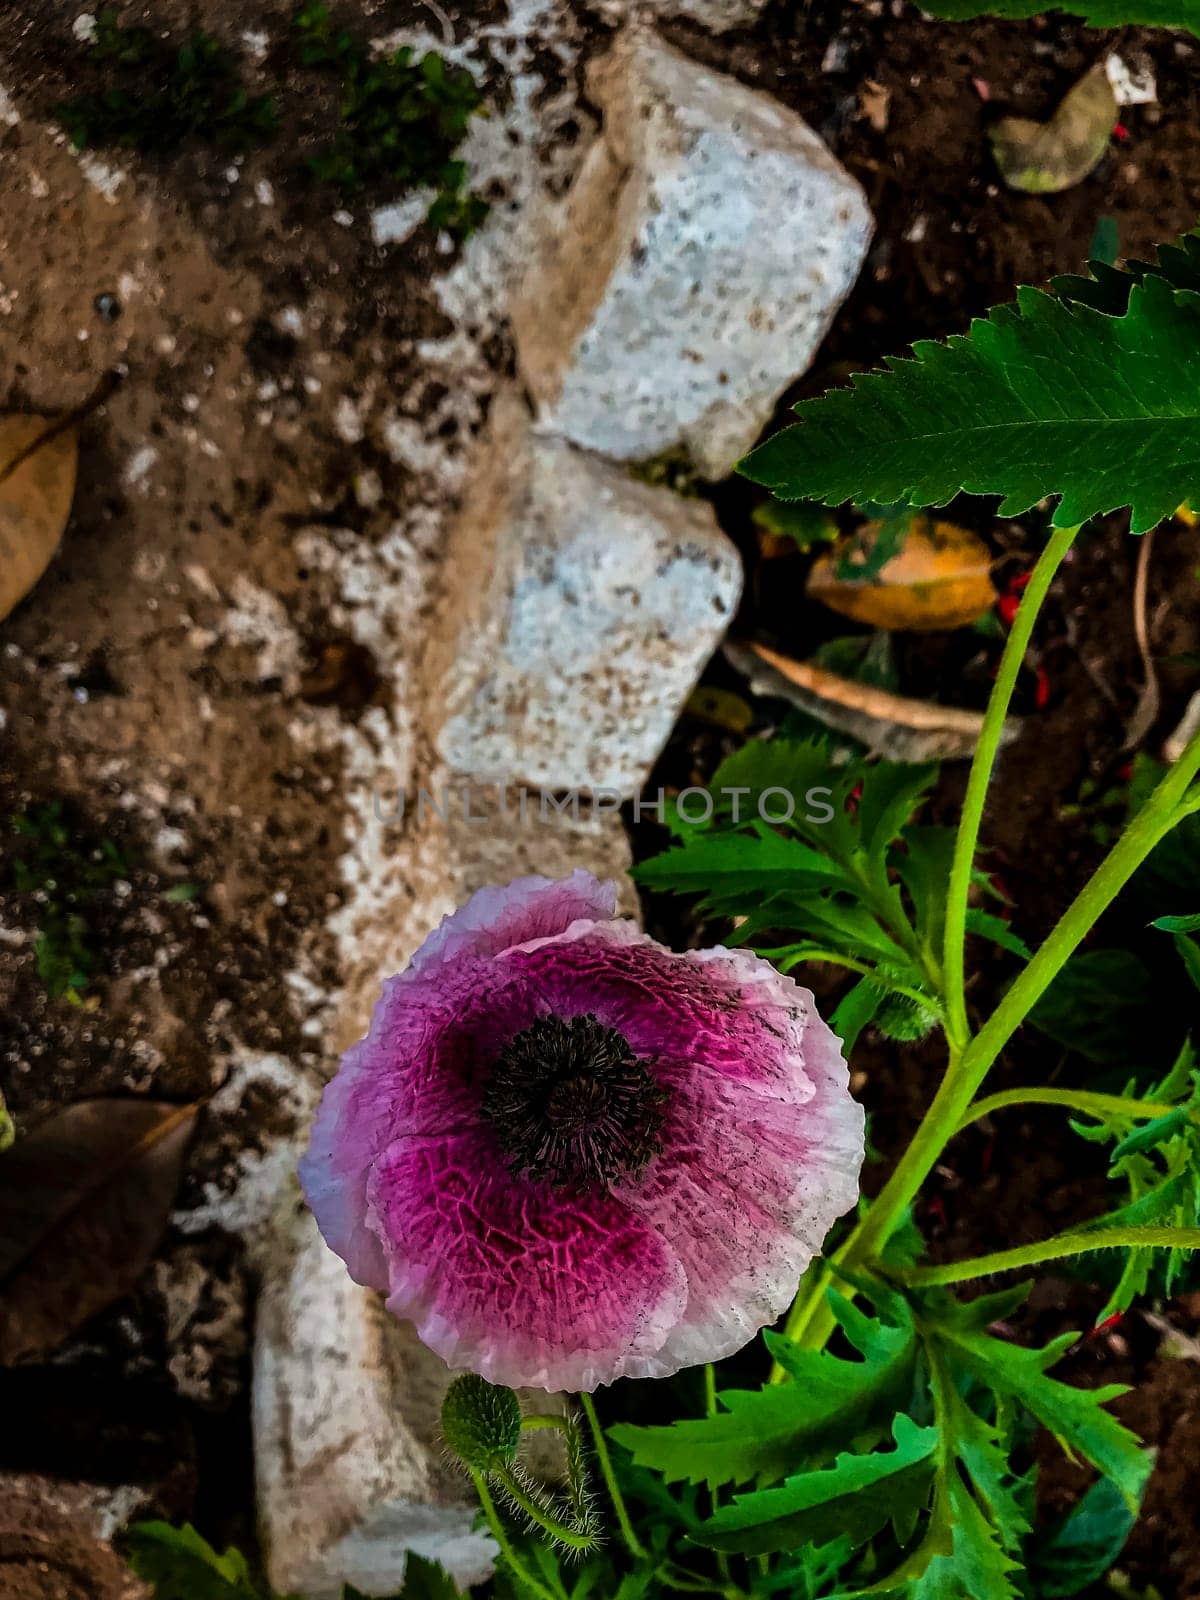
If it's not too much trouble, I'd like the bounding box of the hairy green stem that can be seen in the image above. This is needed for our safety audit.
[942,521,1079,1048]
[579,1392,646,1560]
[896,1225,1200,1288]
[955,1086,1176,1136]
[470,1469,560,1600]
[492,1463,598,1552]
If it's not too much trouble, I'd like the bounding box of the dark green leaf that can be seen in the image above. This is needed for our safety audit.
[964,909,1033,960]
[933,1321,1150,1504]
[1152,912,1200,932]
[1026,1473,1147,1597]
[1028,949,1156,1065]
[632,831,851,906]
[692,1415,937,1556]
[612,1290,917,1490]
[739,273,1200,533]
[912,0,1200,34]
[124,1523,265,1600]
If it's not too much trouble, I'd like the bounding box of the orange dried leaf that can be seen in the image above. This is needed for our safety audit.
[806,516,996,632]
[0,414,79,622]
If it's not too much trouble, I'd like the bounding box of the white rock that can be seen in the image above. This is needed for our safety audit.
[512,30,872,478]
[436,402,741,795]
[254,1199,498,1600]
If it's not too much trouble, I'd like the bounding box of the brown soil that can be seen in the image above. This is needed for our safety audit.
[0,0,1198,1593]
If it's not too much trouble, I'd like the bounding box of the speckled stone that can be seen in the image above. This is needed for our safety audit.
[512,30,873,478]
[436,404,742,796]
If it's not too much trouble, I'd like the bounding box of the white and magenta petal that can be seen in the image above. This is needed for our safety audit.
[365,1131,689,1391]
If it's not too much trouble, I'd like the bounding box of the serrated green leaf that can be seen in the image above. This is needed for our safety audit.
[896,826,955,954]
[395,1554,462,1598]
[1026,1472,1148,1597]
[693,1415,937,1558]
[933,1324,1149,1504]
[632,830,852,905]
[739,273,1200,533]
[612,1290,917,1490]
[124,1523,266,1600]
[912,0,1200,34]
[907,1470,1019,1600]
[963,909,1032,960]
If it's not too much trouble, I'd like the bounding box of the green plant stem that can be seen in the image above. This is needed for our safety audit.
[942,521,1079,1050]
[521,1412,574,1434]
[955,1086,1176,1136]
[579,1391,646,1561]
[771,947,944,1015]
[895,1225,1200,1288]
[470,1469,559,1600]
[492,1463,598,1552]
[779,664,1200,1366]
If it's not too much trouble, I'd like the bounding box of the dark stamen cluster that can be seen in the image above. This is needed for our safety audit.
[483,1013,667,1191]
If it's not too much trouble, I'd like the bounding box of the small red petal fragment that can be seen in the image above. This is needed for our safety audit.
[1035,666,1050,709]
[1113,122,1130,141]
[1091,1311,1124,1336]
[973,77,991,101]
[998,593,1020,627]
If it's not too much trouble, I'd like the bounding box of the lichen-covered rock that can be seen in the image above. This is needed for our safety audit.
[512,30,872,478]
[436,403,741,796]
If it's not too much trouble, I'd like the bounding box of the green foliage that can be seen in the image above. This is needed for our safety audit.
[294,4,487,234]
[126,1521,455,1599]
[611,1287,918,1490]
[751,497,839,552]
[635,736,1028,1042]
[57,11,278,154]
[8,802,127,1002]
[598,1272,1150,1596]
[1027,949,1158,1065]
[740,265,1200,533]
[124,1523,270,1600]
[913,0,1200,34]
[1071,1039,1200,1317]
[1026,1475,1144,1597]
[694,1414,938,1558]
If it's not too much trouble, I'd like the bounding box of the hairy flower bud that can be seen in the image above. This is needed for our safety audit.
[441,1375,522,1472]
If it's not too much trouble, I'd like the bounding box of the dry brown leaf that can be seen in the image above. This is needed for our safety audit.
[726,638,1019,762]
[989,62,1117,196]
[0,1098,197,1365]
[0,414,79,622]
[807,515,996,632]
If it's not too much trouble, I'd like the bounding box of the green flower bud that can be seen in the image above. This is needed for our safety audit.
[441,1375,522,1472]
[874,993,939,1043]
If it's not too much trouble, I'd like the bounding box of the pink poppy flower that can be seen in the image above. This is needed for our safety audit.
[300,871,863,1392]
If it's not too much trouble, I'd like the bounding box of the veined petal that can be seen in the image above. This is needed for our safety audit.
[366,1131,688,1391]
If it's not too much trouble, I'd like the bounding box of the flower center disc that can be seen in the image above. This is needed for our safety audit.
[483,1013,666,1191]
